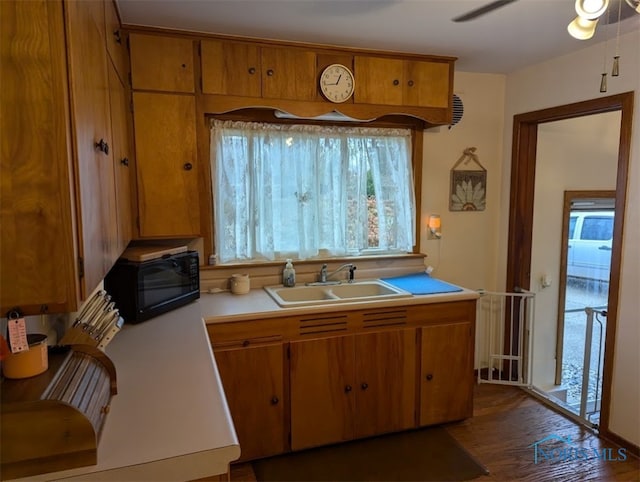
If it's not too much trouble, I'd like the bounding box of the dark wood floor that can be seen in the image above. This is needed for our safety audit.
[230,384,639,481]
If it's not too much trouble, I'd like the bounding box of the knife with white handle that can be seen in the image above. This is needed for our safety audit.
[83,296,111,332]
[92,303,116,337]
[74,290,106,327]
[95,310,120,342]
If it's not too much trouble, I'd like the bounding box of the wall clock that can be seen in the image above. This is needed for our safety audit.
[319,64,355,103]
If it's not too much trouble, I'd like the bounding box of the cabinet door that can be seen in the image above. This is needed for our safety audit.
[290,336,356,450]
[261,47,316,101]
[419,322,474,426]
[129,33,194,93]
[132,92,200,237]
[354,328,416,438]
[404,60,450,108]
[354,56,404,105]
[215,344,285,461]
[201,40,261,97]
[104,0,127,84]
[107,60,133,256]
[66,0,119,297]
[0,0,78,314]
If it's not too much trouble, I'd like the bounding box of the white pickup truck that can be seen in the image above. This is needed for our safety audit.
[567,211,614,283]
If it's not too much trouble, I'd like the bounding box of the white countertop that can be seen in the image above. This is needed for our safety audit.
[14,302,240,482]
[199,280,480,324]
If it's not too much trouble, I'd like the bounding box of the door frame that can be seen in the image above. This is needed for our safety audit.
[505,92,634,440]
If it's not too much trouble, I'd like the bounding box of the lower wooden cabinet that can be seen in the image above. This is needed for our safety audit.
[419,322,474,425]
[213,342,285,461]
[289,328,416,450]
[208,300,475,462]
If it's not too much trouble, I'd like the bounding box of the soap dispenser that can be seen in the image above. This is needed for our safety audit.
[283,259,296,287]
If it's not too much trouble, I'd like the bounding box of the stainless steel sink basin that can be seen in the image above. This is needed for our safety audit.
[264,279,412,307]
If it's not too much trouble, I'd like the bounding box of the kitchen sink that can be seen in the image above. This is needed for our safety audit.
[264,279,412,307]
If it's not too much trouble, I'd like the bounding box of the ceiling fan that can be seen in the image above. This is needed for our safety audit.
[452,0,519,22]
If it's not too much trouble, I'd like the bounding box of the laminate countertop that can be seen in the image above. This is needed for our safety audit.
[9,302,240,482]
[199,279,480,324]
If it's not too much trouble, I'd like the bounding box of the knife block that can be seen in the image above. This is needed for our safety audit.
[1,344,117,480]
[59,316,124,350]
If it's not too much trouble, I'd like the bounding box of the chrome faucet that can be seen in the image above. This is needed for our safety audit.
[319,263,357,284]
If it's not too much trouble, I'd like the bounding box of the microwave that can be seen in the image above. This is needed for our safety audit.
[104,250,200,323]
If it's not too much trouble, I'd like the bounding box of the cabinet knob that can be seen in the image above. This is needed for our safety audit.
[267,69,274,77]
[242,340,250,347]
[181,63,187,68]
[407,80,414,87]
[95,139,109,155]
[361,382,368,390]
[120,157,129,166]
[271,396,279,405]
[248,67,256,75]
[113,29,122,44]
[344,385,352,393]
[426,374,433,381]
[183,162,193,171]
[393,79,400,86]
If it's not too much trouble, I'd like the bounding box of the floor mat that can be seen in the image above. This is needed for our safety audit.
[252,426,489,481]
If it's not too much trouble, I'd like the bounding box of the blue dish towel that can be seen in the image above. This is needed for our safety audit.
[381,273,463,295]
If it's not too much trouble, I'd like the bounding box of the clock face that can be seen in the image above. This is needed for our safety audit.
[320,64,355,103]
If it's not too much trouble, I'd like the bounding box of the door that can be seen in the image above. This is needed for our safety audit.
[354,329,416,438]
[132,92,200,237]
[261,47,316,101]
[201,40,261,97]
[65,0,118,296]
[419,322,473,426]
[214,343,285,461]
[554,192,614,426]
[290,335,355,450]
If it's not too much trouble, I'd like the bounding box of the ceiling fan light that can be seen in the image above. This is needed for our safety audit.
[567,16,598,39]
[575,0,609,19]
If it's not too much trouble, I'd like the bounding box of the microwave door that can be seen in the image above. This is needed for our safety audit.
[140,260,191,308]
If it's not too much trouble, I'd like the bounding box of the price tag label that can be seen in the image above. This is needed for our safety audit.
[8,317,29,353]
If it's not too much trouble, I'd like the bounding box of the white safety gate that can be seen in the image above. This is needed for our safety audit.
[476,289,536,386]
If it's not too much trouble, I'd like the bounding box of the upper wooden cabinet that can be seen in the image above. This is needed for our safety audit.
[104,0,127,83]
[201,40,316,101]
[201,40,261,97]
[1,0,131,314]
[354,56,451,109]
[132,92,200,237]
[129,33,195,93]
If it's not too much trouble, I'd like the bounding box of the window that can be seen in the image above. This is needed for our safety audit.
[210,120,415,263]
[580,216,613,241]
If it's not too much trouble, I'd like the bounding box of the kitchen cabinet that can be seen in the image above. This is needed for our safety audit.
[129,33,195,93]
[419,321,474,425]
[132,92,200,237]
[104,0,127,84]
[200,40,316,101]
[213,342,286,461]
[107,59,134,255]
[354,56,451,108]
[1,0,129,314]
[290,328,416,450]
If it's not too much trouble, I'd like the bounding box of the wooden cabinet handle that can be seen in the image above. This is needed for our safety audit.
[344,385,352,393]
[266,69,274,76]
[393,79,400,86]
[95,139,109,155]
[361,382,368,390]
[248,67,256,75]
[426,374,433,381]
[407,80,414,87]
[183,162,193,171]
[113,29,121,44]
[120,157,129,166]
[271,396,279,405]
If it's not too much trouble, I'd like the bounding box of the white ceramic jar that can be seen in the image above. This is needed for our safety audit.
[230,273,250,294]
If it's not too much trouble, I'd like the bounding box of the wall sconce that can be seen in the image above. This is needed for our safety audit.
[427,214,442,240]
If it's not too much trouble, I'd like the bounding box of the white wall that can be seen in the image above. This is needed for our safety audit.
[420,72,505,292]
[531,113,620,390]
[500,30,640,446]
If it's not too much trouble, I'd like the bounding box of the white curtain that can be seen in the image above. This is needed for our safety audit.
[211,120,415,263]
